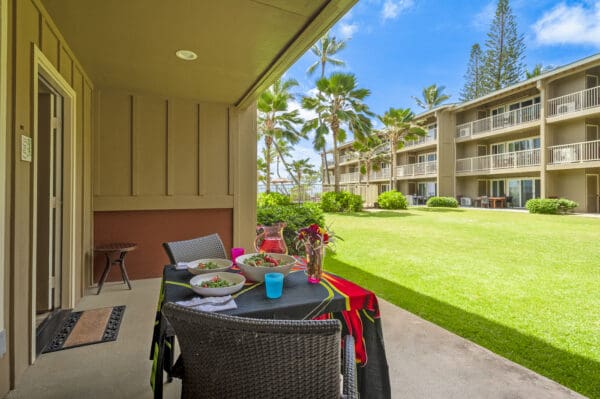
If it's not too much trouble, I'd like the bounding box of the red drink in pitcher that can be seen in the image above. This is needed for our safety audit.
[255,223,288,254]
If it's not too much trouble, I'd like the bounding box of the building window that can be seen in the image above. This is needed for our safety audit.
[417,182,437,197]
[380,184,390,194]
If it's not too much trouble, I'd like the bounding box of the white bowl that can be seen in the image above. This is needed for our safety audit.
[189,272,246,296]
[235,253,296,282]
[187,258,233,275]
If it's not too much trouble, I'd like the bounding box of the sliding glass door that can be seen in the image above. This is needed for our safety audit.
[506,178,541,207]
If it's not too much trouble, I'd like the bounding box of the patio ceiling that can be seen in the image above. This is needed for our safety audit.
[41,0,354,106]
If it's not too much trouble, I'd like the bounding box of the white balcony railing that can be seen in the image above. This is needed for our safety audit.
[548,139,600,164]
[339,172,360,183]
[456,148,541,173]
[397,161,437,177]
[456,103,541,138]
[547,86,600,117]
[339,153,359,163]
[369,168,390,181]
[403,132,437,148]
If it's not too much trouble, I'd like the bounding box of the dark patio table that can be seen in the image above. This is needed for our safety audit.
[149,264,391,399]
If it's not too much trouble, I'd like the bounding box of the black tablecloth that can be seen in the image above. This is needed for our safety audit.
[150,266,391,399]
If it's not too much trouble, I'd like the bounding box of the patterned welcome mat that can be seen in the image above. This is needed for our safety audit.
[42,306,126,353]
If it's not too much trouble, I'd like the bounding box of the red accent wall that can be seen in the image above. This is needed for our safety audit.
[93,209,233,282]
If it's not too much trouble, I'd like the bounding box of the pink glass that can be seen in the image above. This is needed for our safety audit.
[231,247,245,266]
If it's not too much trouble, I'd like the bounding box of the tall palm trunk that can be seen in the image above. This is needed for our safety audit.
[332,122,340,193]
[264,137,272,193]
[389,137,397,190]
[274,144,301,186]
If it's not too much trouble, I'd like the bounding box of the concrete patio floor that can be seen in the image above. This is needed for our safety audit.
[5,278,585,399]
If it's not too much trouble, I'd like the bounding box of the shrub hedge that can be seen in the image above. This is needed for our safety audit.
[256,202,325,255]
[525,198,578,214]
[426,196,459,208]
[321,191,363,212]
[377,190,408,210]
[257,192,291,207]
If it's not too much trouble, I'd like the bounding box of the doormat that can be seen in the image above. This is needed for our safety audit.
[42,305,126,353]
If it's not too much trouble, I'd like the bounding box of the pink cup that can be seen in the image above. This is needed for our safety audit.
[231,247,245,266]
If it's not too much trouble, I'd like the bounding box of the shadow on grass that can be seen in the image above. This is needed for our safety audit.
[411,207,466,213]
[342,211,414,218]
[324,255,598,398]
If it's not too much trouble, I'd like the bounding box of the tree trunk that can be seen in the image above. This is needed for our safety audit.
[323,148,331,184]
[390,137,397,190]
[274,144,301,187]
[265,137,272,193]
[332,127,340,193]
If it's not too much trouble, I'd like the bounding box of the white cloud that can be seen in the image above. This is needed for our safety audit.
[473,2,494,31]
[381,0,414,21]
[339,22,359,39]
[533,2,600,47]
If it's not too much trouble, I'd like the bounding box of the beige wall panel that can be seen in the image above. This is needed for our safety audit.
[82,81,93,290]
[170,99,199,195]
[40,20,58,68]
[11,0,40,382]
[72,68,83,300]
[550,73,584,98]
[552,170,586,210]
[96,91,131,196]
[135,96,167,196]
[58,47,71,84]
[553,120,585,145]
[200,103,229,196]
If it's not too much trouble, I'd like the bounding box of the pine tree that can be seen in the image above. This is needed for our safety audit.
[482,0,526,92]
[460,44,485,101]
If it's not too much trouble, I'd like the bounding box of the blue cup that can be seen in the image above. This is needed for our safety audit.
[264,273,284,299]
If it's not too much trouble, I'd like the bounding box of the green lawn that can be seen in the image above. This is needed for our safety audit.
[323,208,600,398]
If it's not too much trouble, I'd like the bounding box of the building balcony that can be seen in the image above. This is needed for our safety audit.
[547,86,600,120]
[456,149,541,175]
[400,134,437,151]
[339,153,359,163]
[456,103,541,140]
[547,139,600,169]
[340,172,360,183]
[397,161,437,179]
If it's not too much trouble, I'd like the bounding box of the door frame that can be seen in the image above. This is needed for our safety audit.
[0,0,8,337]
[30,45,77,362]
[585,174,599,213]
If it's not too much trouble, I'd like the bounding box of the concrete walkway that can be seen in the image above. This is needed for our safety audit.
[5,279,585,399]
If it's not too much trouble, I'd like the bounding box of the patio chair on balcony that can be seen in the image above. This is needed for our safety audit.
[481,196,490,208]
[162,303,358,399]
[162,233,227,264]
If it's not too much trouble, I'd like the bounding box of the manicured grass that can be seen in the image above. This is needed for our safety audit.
[323,208,600,398]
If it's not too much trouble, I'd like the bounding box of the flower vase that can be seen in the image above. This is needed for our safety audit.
[305,243,324,284]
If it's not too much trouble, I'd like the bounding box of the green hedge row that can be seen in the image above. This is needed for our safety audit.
[321,191,363,212]
[525,198,578,214]
[377,190,407,209]
[426,196,459,208]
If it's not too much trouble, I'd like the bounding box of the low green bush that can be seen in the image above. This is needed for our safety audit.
[525,198,578,214]
[257,192,291,207]
[256,203,325,255]
[321,191,363,212]
[426,196,459,208]
[377,190,408,210]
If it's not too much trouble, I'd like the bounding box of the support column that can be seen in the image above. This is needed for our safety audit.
[538,80,548,198]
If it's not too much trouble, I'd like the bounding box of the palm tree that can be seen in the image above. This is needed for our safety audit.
[257,78,304,193]
[307,32,348,185]
[257,150,270,186]
[302,72,373,192]
[273,138,301,186]
[378,108,426,190]
[307,32,347,77]
[526,64,543,79]
[291,158,315,186]
[412,84,451,110]
[352,135,386,186]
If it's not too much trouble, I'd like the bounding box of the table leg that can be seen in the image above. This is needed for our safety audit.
[119,251,132,290]
[97,253,112,295]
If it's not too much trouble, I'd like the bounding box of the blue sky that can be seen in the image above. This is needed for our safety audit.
[276,0,600,173]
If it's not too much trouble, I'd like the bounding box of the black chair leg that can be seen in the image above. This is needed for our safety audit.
[97,255,112,295]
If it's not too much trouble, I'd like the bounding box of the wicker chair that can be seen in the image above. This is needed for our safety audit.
[162,233,227,264]
[162,303,358,399]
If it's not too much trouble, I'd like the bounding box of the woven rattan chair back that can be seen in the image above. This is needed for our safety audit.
[162,303,343,399]
[162,233,227,264]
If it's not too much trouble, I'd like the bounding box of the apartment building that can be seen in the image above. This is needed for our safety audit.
[324,53,600,212]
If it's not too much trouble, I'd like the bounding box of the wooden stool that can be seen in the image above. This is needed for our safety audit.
[95,243,137,295]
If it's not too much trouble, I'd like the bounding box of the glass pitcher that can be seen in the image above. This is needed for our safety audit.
[255,223,288,254]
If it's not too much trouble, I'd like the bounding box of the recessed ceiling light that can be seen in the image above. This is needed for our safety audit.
[175,50,198,61]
